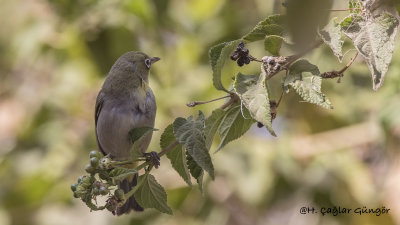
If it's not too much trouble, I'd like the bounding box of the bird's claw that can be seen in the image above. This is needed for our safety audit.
[144,151,160,169]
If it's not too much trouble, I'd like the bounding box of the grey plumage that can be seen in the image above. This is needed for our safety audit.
[95,51,159,215]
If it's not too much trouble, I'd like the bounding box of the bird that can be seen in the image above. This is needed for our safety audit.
[94,51,160,215]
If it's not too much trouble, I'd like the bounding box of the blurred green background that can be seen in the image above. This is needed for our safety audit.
[1,0,400,225]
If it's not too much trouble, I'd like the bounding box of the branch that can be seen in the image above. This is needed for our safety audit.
[187,95,231,107]
[158,140,179,157]
[320,52,358,82]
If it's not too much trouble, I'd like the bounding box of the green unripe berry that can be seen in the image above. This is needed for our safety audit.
[73,192,79,198]
[85,164,96,174]
[90,157,99,167]
[114,189,124,200]
[77,176,83,183]
[71,183,78,192]
[99,186,108,195]
[89,150,100,158]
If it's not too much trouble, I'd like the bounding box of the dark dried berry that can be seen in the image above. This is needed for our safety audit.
[244,57,250,65]
[237,58,245,66]
[230,52,239,60]
[257,122,264,128]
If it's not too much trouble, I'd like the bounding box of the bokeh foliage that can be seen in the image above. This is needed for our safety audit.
[0,0,400,225]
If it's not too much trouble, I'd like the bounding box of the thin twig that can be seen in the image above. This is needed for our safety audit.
[327,8,356,12]
[249,55,262,62]
[276,90,284,108]
[158,140,179,157]
[338,51,359,74]
[187,95,231,107]
[220,94,239,110]
[320,51,359,82]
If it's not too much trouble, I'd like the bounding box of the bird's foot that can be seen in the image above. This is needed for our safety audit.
[144,151,160,169]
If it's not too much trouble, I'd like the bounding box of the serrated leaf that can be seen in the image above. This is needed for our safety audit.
[234,69,276,136]
[286,60,332,109]
[264,35,283,56]
[243,15,286,42]
[283,59,320,87]
[173,112,214,179]
[318,17,344,62]
[109,167,137,183]
[133,174,172,214]
[292,76,333,109]
[209,40,241,92]
[204,109,226,150]
[129,127,157,160]
[217,105,255,151]
[161,124,192,186]
[341,12,399,90]
[186,153,204,192]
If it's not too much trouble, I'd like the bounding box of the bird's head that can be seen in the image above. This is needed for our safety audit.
[105,51,160,91]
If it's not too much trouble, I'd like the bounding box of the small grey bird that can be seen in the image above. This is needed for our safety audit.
[95,51,159,215]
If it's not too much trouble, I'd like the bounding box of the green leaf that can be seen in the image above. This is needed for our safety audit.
[288,59,320,76]
[264,35,283,56]
[341,13,399,90]
[129,127,157,160]
[209,40,241,92]
[283,59,320,87]
[129,127,157,143]
[234,69,276,136]
[318,17,344,62]
[348,0,361,13]
[292,76,332,109]
[186,153,204,192]
[133,174,172,215]
[173,112,215,179]
[161,124,192,186]
[242,15,286,42]
[217,105,255,151]
[286,60,332,109]
[204,109,226,150]
[109,168,137,183]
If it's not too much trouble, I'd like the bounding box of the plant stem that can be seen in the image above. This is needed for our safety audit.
[327,8,356,12]
[187,95,231,107]
[220,93,239,110]
[124,170,150,200]
[158,141,179,157]
[338,52,358,74]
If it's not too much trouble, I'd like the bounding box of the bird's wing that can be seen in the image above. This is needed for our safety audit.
[95,91,106,156]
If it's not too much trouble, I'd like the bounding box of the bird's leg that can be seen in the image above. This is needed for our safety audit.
[143,151,160,169]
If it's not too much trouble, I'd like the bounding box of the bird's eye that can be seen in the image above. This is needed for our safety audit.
[144,59,151,69]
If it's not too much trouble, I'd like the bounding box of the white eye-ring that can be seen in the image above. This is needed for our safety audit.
[145,59,151,69]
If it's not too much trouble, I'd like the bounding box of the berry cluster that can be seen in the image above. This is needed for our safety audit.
[71,150,125,213]
[230,42,251,66]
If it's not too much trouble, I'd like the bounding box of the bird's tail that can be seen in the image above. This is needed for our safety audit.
[116,174,143,215]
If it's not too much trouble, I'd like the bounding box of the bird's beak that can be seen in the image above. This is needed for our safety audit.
[150,57,160,65]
